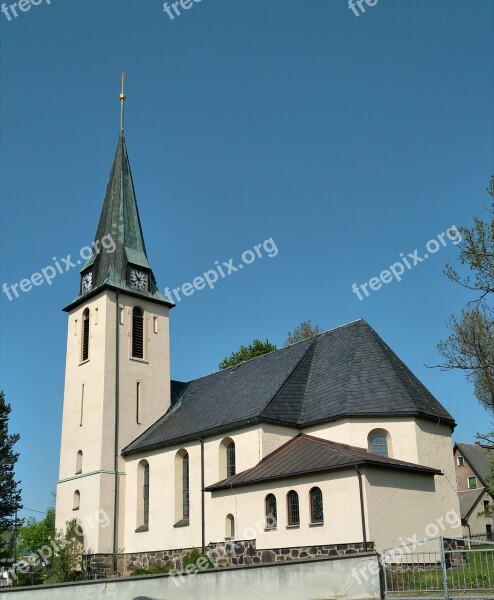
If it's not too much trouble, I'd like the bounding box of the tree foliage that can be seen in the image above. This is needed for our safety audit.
[0,391,22,564]
[43,520,84,584]
[219,339,277,369]
[437,178,494,411]
[17,508,55,558]
[284,320,323,346]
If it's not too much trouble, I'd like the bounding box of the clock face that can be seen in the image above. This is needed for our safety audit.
[82,271,93,294]
[130,269,148,291]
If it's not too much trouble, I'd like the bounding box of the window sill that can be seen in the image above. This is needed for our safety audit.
[135,525,149,533]
[309,522,324,527]
[173,518,189,528]
[73,508,80,512]
[286,525,300,529]
[78,359,90,366]
[264,527,277,532]
[130,357,149,364]
[224,537,235,542]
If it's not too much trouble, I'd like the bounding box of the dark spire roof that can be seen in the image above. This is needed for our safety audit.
[123,319,456,455]
[65,133,171,310]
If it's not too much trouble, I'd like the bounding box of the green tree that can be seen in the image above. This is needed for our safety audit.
[17,507,55,558]
[44,520,84,584]
[219,339,277,369]
[284,320,323,346]
[0,391,23,565]
[437,178,494,410]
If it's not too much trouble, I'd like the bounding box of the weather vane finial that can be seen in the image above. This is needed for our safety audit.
[119,71,127,132]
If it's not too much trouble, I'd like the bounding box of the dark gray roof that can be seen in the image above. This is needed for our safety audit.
[123,320,455,455]
[64,133,171,311]
[458,489,485,521]
[456,443,494,486]
[206,434,441,492]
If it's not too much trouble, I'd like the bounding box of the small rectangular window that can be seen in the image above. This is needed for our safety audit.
[484,500,490,510]
[457,456,464,466]
[468,476,478,489]
[119,307,124,325]
[153,317,158,334]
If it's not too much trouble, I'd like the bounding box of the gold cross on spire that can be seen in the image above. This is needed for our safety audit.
[119,71,127,133]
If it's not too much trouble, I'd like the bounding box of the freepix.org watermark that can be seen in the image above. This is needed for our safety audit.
[163,237,279,305]
[1,0,52,21]
[351,225,462,301]
[1,235,116,302]
[163,0,209,21]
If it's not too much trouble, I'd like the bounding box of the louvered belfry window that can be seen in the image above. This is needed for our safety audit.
[132,307,144,359]
[82,309,90,361]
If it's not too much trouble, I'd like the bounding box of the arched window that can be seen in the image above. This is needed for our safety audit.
[310,487,324,523]
[73,490,80,511]
[219,438,236,479]
[265,494,277,529]
[225,514,235,539]
[287,491,300,526]
[82,309,90,361]
[368,429,390,457]
[76,450,83,475]
[132,307,144,359]
[137,460,150,530]
[175,450,190,523]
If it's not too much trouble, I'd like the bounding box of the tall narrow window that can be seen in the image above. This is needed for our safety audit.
[132,307,144,359]
[287,491,300,526]
[82,309,90,361]
[182,453,190,519]
[227,442,236,477]
[225,514,235,539]
[143,463,150,527]
[310,487,324,523]
[73,490,81,511]
[136,460,150,530]
[368,429,390,457]
[136,382,141,424]
[76,450,83,475]
[80,384,84,427]
[265,494,277,529]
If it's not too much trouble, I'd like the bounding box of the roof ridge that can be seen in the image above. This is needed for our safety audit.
[260,335,321,421]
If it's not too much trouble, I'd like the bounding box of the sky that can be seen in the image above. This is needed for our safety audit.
[0,0,493,519]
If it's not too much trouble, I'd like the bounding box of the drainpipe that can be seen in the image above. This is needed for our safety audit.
[201,437,205,553]
[113,291,120,572]
[355,466,368,551]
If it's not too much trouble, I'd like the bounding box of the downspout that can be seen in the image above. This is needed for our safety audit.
[201,437,205,553]
[113,291,120,571]
[356,465,368,551]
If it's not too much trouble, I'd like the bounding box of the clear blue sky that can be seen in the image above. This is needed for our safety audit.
[0,0,493,518]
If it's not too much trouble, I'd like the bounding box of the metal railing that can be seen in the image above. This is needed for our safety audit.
[383,536,494,600]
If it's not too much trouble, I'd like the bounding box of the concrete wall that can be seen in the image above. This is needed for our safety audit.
[0,554,381,600]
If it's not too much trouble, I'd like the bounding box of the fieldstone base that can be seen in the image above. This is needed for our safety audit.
[84,539,374,578]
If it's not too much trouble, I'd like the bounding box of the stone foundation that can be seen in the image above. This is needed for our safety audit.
[84,539,374,578]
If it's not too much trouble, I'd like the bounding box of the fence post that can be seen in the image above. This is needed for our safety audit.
[439,536,449,600]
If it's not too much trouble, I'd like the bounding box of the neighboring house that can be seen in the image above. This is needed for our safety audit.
[454,442,494,538]
[55,102,462,575]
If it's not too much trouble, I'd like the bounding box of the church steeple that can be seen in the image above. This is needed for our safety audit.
[65,78,171,311]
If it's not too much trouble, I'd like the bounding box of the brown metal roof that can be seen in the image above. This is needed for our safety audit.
[205,433,442,492]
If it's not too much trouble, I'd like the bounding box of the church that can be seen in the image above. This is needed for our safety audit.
[55,85,461,576]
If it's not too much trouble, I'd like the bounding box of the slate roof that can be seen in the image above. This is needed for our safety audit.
[64,133,171,311]
[123,319,455,455]
[206,434,441,492]
[458,489,486,521]
[456,443,494,487]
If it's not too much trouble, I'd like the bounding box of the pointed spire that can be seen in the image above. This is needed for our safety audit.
[65,115,171,310]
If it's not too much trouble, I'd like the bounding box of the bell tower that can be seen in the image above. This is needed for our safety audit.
[55,75,174,557]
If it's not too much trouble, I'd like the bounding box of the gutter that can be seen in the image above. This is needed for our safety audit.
[355,465,368,551]
[201,437,205,553]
